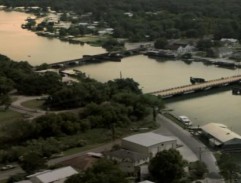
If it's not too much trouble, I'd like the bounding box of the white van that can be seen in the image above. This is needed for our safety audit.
[179,115,192,126]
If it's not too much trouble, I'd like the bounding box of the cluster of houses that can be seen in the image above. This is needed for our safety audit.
[15,132,177,183]
[20,6,116,41]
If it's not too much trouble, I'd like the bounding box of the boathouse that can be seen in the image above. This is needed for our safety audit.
[200,123,241,151]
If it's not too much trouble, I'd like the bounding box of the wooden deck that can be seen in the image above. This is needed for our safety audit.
[150,75,241,98]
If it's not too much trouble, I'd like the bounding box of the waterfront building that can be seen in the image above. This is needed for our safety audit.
[200,123,241,150]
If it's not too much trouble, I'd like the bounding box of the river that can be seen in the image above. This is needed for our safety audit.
[0,10,105,65]
[1,10,241,135]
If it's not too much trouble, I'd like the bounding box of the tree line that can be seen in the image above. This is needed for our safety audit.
[2,0,241,41]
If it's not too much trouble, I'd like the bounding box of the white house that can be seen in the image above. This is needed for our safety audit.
[27,166,78,183]
[122,132,177,158]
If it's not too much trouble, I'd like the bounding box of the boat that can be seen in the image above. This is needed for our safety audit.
[232,87,241,95]
[190,77,205,84]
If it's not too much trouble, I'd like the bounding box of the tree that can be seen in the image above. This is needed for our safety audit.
[189,161,208,180]
[65,159,128,183]
[196,39,212,51]
[154,38,168,49]
[217,153,240,183]
[19,152,47,174]
[149,149,185,183]
[0,94,12,110]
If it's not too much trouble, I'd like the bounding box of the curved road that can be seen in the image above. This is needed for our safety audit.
[156,114,222,181]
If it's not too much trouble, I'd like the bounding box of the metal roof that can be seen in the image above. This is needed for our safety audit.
[138,181,154,183]
[28,166,78,183]
[122,132,175,147]
[201,123,241,143]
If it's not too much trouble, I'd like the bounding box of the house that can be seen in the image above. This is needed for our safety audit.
[122,132,177,158]
[200,123,241,149]
[105,149,149,175]
[124,12,133,17]
[138,181,155,183]
[211,47,233,58]
[27,166,78,183]
[220,38,238,46]
[98,28,114,35]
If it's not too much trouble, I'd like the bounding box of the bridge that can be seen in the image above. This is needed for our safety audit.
[150,75,241,98]
[48,47,146,68]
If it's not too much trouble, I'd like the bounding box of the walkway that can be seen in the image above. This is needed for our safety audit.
[150,75,241,98]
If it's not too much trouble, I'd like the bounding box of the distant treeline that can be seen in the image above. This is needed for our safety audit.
[1,0,241,41]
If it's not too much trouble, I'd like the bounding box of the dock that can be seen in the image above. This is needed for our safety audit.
[48,47,146,68]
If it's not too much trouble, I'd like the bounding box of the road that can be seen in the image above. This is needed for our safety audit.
[10,95,46,119]
[155,114,222,180]
[48,140,120,166]
[0,166,24,181]
[1,96,223,181]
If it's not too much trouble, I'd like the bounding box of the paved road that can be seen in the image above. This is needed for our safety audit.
[0,166,24,181]
[155,114,222,180]
[10,95,46,119]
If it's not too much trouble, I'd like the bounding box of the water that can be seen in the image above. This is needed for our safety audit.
[76,58,241,133]
[0,11,105,65]
[1,10,241,135]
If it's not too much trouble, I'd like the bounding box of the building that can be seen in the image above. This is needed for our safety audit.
[138,181,154,183]
[122,132,177,158]
[105,149,149,175]
[200,123,241,149]
[27,166,78,183]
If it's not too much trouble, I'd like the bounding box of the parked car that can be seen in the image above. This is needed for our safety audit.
[179,115,192,126]
[1,164,16,171]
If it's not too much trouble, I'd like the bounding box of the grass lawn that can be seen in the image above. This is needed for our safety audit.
[21,99,45,110]
[0,110,23,126]
[0,179,7,183]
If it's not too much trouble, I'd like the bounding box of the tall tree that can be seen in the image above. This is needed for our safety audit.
[149,149,185,183]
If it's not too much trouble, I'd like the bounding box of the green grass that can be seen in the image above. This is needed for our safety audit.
[64,143,107,156]
[0,110,23,126]
[62,115,158,156]
[0,179,7,183]
[21,99,45,110]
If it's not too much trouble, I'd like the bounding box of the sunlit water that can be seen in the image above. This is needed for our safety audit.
[0,11,105,65]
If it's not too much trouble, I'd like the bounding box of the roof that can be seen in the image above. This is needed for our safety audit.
[201,123,241,143]
[105,149,148,162]
[28,166,78,183]
[15,181,32,183]
[138,181,154,183]
[122,132,175,147]
[179,116,190,122]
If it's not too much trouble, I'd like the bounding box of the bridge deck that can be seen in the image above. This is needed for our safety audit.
[151,75,241,98]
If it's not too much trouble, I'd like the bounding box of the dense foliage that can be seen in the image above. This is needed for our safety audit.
[0,54,62,95]
[65,159,128,183]
[0,56,163,167]
[2,0,241,41]
[217,153,241,182]
[149,149,186,183]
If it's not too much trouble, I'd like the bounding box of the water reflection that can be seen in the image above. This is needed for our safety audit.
[0,11,105,65]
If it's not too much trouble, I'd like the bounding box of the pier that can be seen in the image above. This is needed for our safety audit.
[150,75,241,98]
[48,47,146,68]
